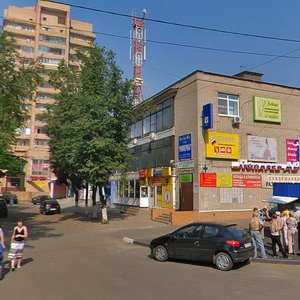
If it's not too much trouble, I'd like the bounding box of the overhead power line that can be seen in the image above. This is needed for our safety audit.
[49,0,300,44]
[1,15,300,60]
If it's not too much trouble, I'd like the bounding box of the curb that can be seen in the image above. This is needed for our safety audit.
[123,237,300,265]
[123,237,149,247]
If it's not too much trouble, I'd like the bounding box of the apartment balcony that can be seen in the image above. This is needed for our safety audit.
[16,39,35,47]
[4,25,35,37]
[14,145,30,152]
[70,37,92,47]
[19,51,35,59]
[36,86,58,94]
[38,52,67,61]
[34,133,50,140]
[38,40,67,50]
[39,27,68,38]
[69,60,80,67]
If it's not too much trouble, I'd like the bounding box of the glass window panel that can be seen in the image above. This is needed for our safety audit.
[143,116,150,135]
[156,111,162,132]
[229,101,238,116]
[218,99,228,115]
[150,114,156,132]
[135,120,142,137]
[162,106,173,130]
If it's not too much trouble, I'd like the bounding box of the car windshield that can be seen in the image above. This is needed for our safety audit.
[46,201,58,205]
[226,225,246,238]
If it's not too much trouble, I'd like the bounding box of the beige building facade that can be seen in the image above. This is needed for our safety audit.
[112,70,300,212]
[2,0,95,196]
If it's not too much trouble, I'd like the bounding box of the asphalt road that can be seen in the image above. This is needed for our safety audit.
[1,201,300,300]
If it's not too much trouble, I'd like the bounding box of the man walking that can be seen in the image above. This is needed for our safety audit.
[249,211,267,258]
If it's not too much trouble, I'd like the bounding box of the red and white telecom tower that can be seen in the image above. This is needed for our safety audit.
[130,9,147,105]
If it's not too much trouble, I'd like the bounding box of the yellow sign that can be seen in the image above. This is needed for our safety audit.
[217,174,232,187]
[162,167,171,177]
[253,96,281,123]
[35,181,48,187]
[205,132,239,160]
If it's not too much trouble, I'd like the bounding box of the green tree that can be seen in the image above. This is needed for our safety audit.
[47,45,133,211]
[0,30,42,177]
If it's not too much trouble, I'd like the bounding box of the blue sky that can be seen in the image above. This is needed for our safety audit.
[2,0,300,98]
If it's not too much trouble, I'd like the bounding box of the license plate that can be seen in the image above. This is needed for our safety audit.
[244,242,252,248]
[50,208,57,211]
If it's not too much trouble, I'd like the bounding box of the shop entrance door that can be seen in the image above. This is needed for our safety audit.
[180,182,193,211]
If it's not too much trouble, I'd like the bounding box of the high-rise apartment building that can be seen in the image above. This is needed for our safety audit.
[2,0,95,197]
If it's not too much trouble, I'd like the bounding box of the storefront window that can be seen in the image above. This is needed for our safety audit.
[157,186,162,196]
[129,180,135,198]
[135,180,140,199]
[141,186,148,197]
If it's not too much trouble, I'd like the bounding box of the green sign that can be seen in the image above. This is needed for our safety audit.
[179,173,193,183]
[253,96,281,123]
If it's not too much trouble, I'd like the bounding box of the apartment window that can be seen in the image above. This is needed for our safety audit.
[37,93,51,100]
[40,35,66,45]
[36,104,50,111]
[9,23,34,32]
[31,159,49,176]
[17,128,31,135]
[218,92,239,117]
[39,46,65,55]
[58,16,66,25]
[39,57,61,66]
[16,139,30,146]
[35,139,49,146]
[20,46,34,53]
[35,127,47,134]
[21,58,33,66]
[42,26,51,31]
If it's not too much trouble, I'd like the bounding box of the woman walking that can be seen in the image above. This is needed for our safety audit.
[270,213,289,258]
[8,219,28,271]
[0,226,5,280]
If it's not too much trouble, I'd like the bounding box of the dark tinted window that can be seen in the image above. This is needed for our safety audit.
[202,226,220,238]
[174,225,203,238]
[226,226,246,238]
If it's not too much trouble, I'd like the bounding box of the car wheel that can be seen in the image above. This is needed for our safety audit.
[154,245,168,262]
[215,252,233,271]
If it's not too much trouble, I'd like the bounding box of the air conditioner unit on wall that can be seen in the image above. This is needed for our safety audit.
[132,138,138,145]
[232,116,242,124]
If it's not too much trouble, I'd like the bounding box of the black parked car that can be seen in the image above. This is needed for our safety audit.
[40,200,61,215]
[150,222,254,271]
[32,195,52,205]
[0,197,8,218]
[3,191,18,204]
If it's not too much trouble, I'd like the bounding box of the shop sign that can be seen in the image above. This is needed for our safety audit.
[286,139,299,162]
[153,168,163,177]
[262,175,300,189]
[179,174,193,183]
[217,174,232,187]
[232,160,300,172]
[200,172,216,187]
[29,176,47,181]
[178,133,192,160]
[253,96,281,123]
[202,103,213,130]
[35,181,48,187]
[178,160,194,169]
[139,169,147,178]
[205,132,239,160]
[232,174,262,188]
[248,136,277,162]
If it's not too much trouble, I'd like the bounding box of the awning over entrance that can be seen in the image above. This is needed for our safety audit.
[263,196,298,205]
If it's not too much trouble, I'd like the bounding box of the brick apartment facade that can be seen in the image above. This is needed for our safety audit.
[1,0,95,197]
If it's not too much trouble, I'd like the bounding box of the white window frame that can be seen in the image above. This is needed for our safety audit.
[217,92,240,117]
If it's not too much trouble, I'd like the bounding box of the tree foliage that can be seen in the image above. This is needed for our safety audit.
[47,45,133,203]
[0,30,42,177]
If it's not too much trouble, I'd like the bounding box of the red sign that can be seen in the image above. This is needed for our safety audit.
[200,173,217,187]
[232,174,262,188]
[139,170,147,178]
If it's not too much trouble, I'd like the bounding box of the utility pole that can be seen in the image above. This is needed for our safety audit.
[130,9,147,106]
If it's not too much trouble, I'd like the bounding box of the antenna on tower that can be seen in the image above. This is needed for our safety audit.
[130,9,147,106]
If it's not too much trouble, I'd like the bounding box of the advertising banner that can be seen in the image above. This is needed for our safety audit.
[253,96,281,123]
[178,133,192,160]
[217,174,232,187]
[200,173,216,187]
[202,103,213,130]
[248,136,277,162]
[232,174,262,188]
[286,139,299,162]
[178,160,194,169]
[262,175,300,189]
[205,132,239,160]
